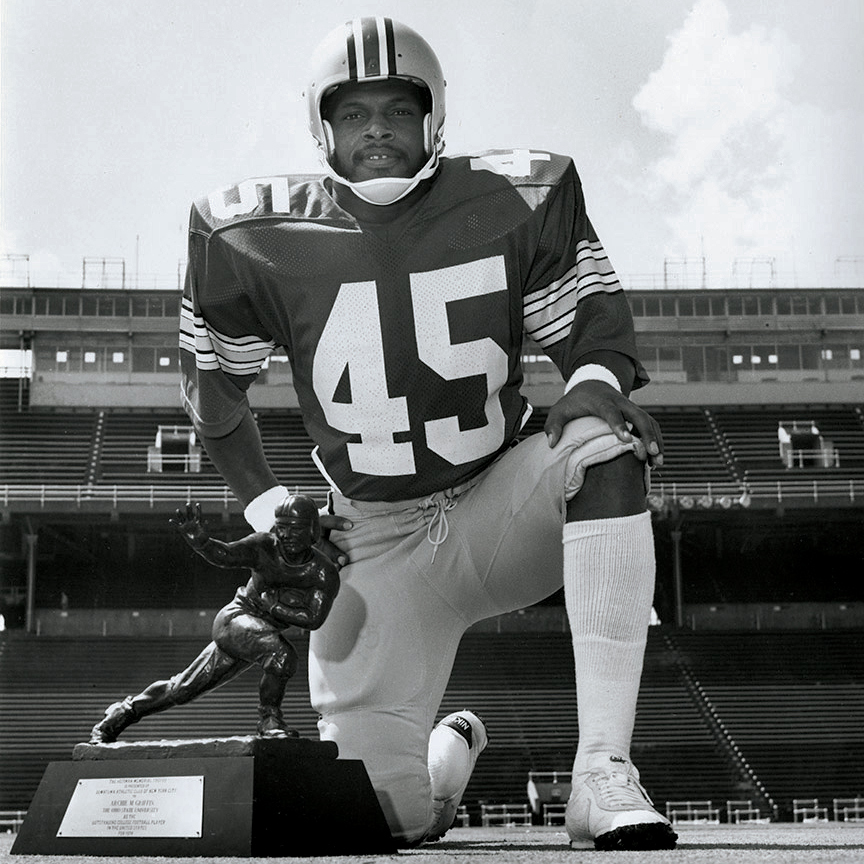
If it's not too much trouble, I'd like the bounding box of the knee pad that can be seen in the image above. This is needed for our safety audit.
[558,416,646,501]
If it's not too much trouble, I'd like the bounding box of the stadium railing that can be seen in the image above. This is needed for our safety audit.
[833,798,864,822]
[0,810,25,834]
[542,803,567,826]
[479,803,532,827]
[793,798,830,822]
[726,800,770,824]
[665,800,721,824]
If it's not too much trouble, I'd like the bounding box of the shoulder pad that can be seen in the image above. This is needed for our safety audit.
[192,174,327,229]
[459,149,575,187]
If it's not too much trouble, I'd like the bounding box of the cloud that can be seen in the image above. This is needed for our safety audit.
[632,0,863,285]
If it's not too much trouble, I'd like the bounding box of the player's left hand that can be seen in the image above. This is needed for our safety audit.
[316,513,353,569]
[544,380,664,467]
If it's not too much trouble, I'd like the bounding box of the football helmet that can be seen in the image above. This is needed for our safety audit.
[304,17,446,205]
[274,494,321,543]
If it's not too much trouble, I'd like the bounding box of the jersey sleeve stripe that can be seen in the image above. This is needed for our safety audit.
[522,239,622,347]
[179,298,275,375]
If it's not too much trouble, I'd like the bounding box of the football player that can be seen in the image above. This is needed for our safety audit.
[179,16,676,851]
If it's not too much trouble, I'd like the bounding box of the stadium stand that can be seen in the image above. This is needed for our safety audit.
[0,628,800,818]
[2,282,863,827]
[667,630,864,819]
[714,406,864,482]
[0,411,96,485]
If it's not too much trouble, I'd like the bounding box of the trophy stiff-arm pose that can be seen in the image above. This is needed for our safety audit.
[89,495,340,742]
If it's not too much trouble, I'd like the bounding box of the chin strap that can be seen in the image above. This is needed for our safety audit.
[319,113,442,206]
[322,152,440,205]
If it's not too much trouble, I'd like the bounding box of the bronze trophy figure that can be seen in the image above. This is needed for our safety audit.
[89,494,340,743]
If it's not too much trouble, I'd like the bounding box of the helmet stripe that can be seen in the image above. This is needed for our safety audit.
[359,16,381,78]
[346,21,358,79]
[383,17,397,74]
[345,17,398,80]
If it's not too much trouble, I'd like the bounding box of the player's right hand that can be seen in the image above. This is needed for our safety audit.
[170,501,209,546]
[317,513,353,569]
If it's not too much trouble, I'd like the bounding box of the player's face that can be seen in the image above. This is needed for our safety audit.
[325,79,427,183]
[274,519,315,556]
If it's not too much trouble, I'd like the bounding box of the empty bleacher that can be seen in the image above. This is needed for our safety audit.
[668,630,864,816]
[713,406,864,484]
[257,413,327,496]
[648,408,739,490]
[98,411,219,483]
[0,629,737,815]
[0,411,96,484]
[3,628,863,818]
[3,404,863,506]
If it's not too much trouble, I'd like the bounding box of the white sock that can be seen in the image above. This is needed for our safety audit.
[563,511,655,774]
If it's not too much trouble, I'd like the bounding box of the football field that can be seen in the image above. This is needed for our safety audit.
[3,823,864,864]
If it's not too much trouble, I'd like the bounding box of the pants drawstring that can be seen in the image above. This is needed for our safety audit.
[422,496,457,563]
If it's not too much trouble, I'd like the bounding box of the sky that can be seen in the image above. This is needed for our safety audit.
[2,0,863,290]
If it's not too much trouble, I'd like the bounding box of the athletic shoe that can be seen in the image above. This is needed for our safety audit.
[565,753,677,850]
[89,698,135,744]
[425,710,488,841]
[256,705,298,738]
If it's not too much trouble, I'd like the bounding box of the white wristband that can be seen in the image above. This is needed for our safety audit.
[243,485,289,532]
[564,363,622,394]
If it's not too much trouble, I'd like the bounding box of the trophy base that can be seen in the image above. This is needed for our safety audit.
[12,735,396,857]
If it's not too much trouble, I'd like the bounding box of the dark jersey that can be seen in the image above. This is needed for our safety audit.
[180,149,647,501]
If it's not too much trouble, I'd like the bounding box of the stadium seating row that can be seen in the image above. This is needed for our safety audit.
[3,402,863,496]
[2,628,861,821]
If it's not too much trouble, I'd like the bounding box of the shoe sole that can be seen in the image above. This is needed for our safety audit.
[573,821,677,851]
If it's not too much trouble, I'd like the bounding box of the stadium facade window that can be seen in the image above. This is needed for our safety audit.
[681,346,705,381]
[851,348,862,364]
[800,345,821,369]
[46,295,65,315]
[692,297,711,316]
[131,296,151,316]
[112,351,125,365]
[97,297,115,317]
[131,346,155,372]
[776,345,800,369]
[658,346,682,370]
[703,346,731,382]
[643,297,661,317]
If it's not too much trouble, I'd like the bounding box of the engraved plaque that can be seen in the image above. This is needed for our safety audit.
[56,775,204,838]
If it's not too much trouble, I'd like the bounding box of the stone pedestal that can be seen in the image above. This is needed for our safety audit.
[12,736,396,857]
